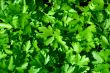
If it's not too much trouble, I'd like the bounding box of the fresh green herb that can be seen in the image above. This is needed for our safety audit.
[0,0,110,73]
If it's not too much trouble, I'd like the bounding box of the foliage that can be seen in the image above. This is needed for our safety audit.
[0,0,110,73]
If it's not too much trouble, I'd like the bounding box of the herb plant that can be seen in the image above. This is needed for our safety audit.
[0,0,110,73]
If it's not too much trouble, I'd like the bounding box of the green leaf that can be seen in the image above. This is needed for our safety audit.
[96,12,104,22]
[45,36,54,46]
[0,23,12,29]
[42,14,55,23]
[101,35,109,44]
[11,16,18,28]
[106,4,110,15]
[66,48,75,65]
[89,0,104,11]
[5,49,13,55]
[66,50,89,66]
[0,52,7,59]
[8,56,15,71]
[16,62,28,72]
[99,49,110,62]
[92,51,104,64]
[44,55,50,65]
[21,62,28,69]
[78,55,90,66]
[100,35,109,49]
[61,3,71,11]
[23,40,31,53]
[93,63,110,73]
[61,64,75,73]
[32,40,40,52]
[28,66,41,73]
[104,18,110,30]
[72,42,82,53]
[22,0,28,13]
[37,26,53,40]
[56,36,68,51]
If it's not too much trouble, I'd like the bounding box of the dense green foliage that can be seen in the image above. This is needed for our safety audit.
[0,0,110,73]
